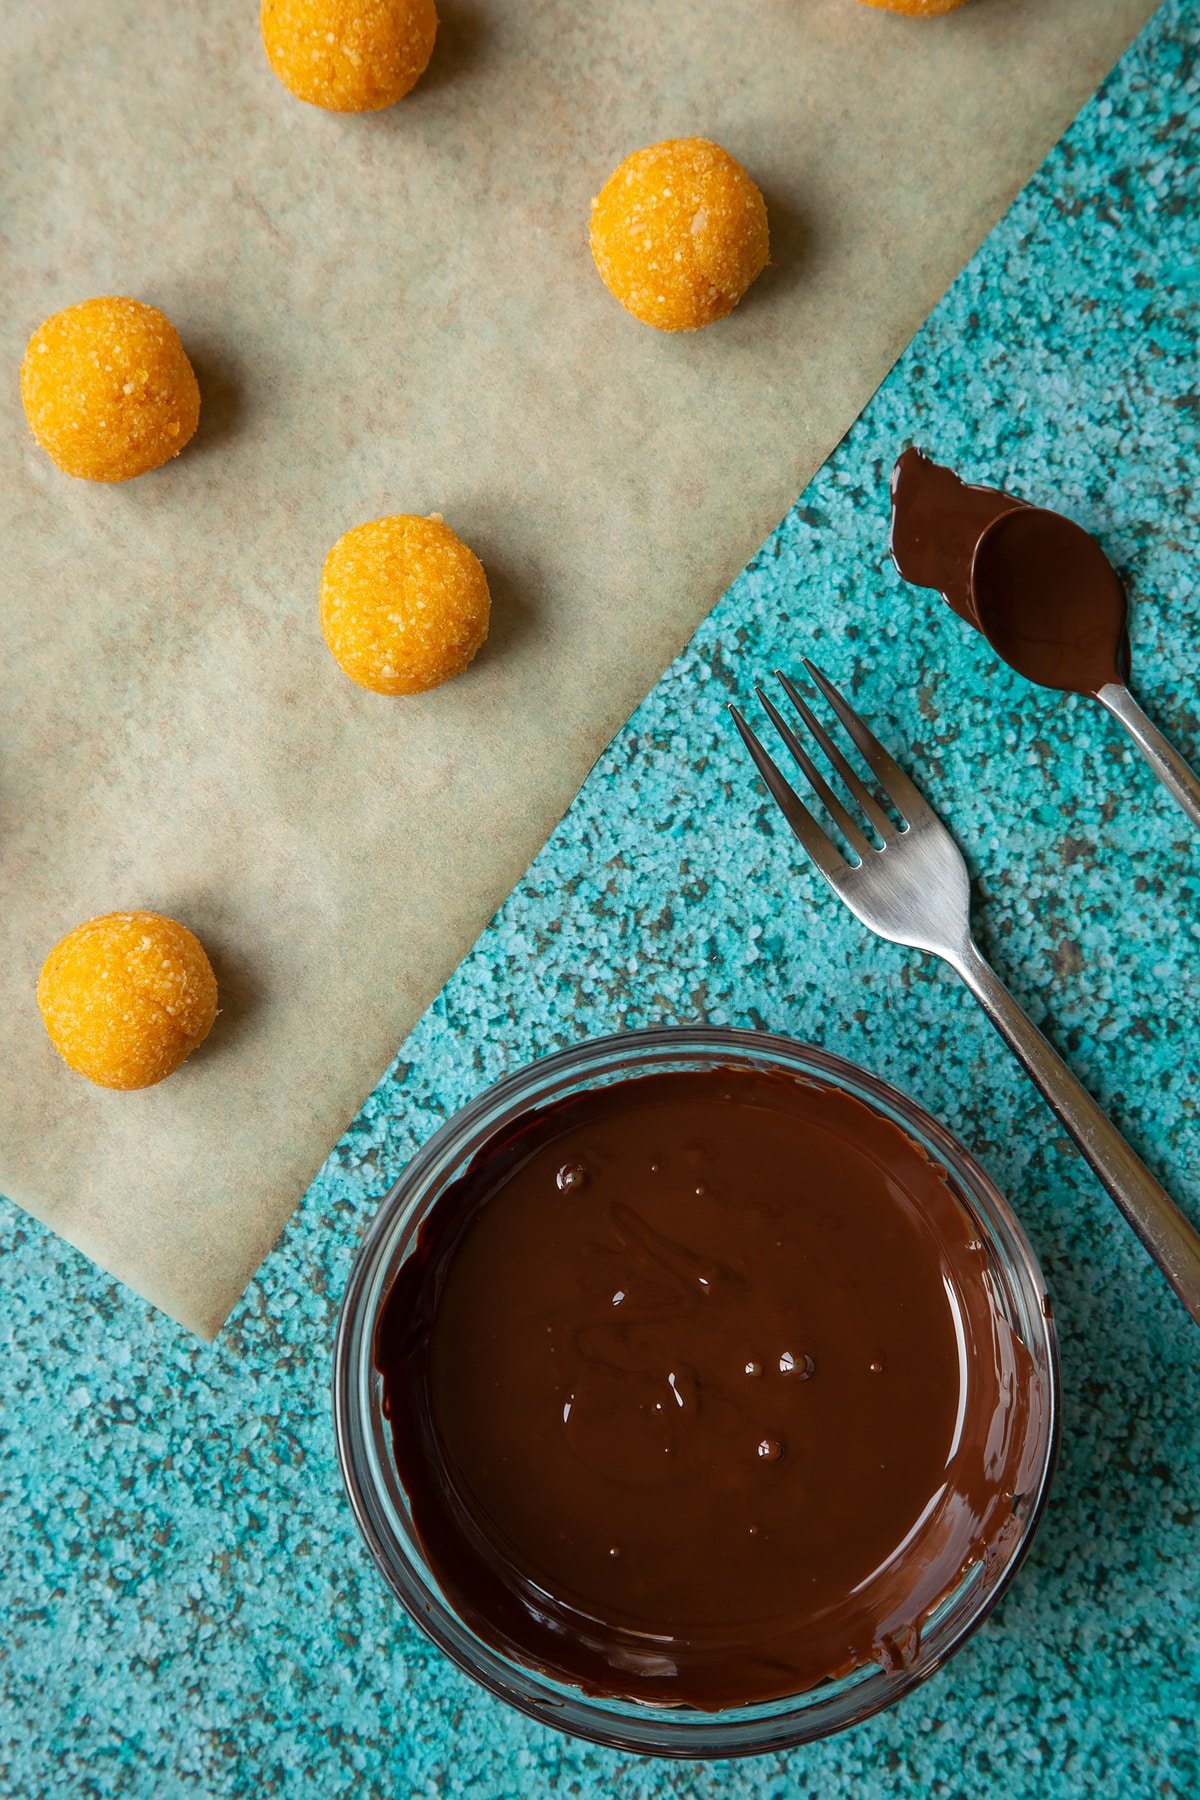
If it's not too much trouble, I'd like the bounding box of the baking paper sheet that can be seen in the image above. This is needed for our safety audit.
[0,0,1159,1335]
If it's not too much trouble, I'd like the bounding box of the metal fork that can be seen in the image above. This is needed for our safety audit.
[730,659,1200,1327]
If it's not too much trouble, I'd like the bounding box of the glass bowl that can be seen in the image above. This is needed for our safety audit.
[333,1027,1059,1758]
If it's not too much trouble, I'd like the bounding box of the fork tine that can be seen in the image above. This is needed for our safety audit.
[802,659,929,825]
[728,706,846,878]
[755,686,871,859]
[774,670,894,843]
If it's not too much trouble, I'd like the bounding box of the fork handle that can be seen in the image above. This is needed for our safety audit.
[948,936,1200,1326]
[1096,681,1200,833]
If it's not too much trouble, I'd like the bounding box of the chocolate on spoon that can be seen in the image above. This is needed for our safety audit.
[970,506,1130,696]
[890,449,1200,832]
[889,447,1022,625]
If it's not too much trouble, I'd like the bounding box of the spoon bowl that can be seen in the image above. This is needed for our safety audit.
[970,504,1200,830]
[969,506,1130,696]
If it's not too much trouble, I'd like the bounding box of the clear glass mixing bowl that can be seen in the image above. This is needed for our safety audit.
[333,1027,1059,1758]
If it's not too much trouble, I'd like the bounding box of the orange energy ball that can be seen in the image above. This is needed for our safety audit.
[20,297,200,482]
[320,514,491,695]
[857,0,968,14]
[261,0,437,111]
[589,137,770,333]
[37,912,218,1092]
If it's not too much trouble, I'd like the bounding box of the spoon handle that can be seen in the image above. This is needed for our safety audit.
[1097,682,1200,832]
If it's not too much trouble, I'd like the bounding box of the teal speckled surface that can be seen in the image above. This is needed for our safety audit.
[3,4,1199,1794]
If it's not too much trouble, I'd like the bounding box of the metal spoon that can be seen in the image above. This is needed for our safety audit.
[970,506,1200,831]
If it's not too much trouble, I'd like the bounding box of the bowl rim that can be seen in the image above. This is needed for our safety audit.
[332,1024,1061,1759]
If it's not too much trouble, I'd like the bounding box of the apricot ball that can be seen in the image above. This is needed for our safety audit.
[38,912,218,1091]
[589,137,769,332]
[20,298,200,483]
[261,0,437,112]
[320,514,490,695]
[857,0,968,15]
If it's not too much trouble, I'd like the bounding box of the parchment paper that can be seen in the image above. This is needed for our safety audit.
[1,0,1158,1337]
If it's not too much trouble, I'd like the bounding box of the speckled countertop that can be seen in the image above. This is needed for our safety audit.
[3,3,1198,1795]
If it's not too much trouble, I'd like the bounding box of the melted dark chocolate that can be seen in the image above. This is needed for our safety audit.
[889,448,1131,694]
[889,447,1025,623]
[971,507,1130,696]
[376,1068,1042,1708]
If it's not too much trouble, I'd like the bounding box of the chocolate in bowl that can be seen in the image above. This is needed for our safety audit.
[334,1030,1058,1756]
